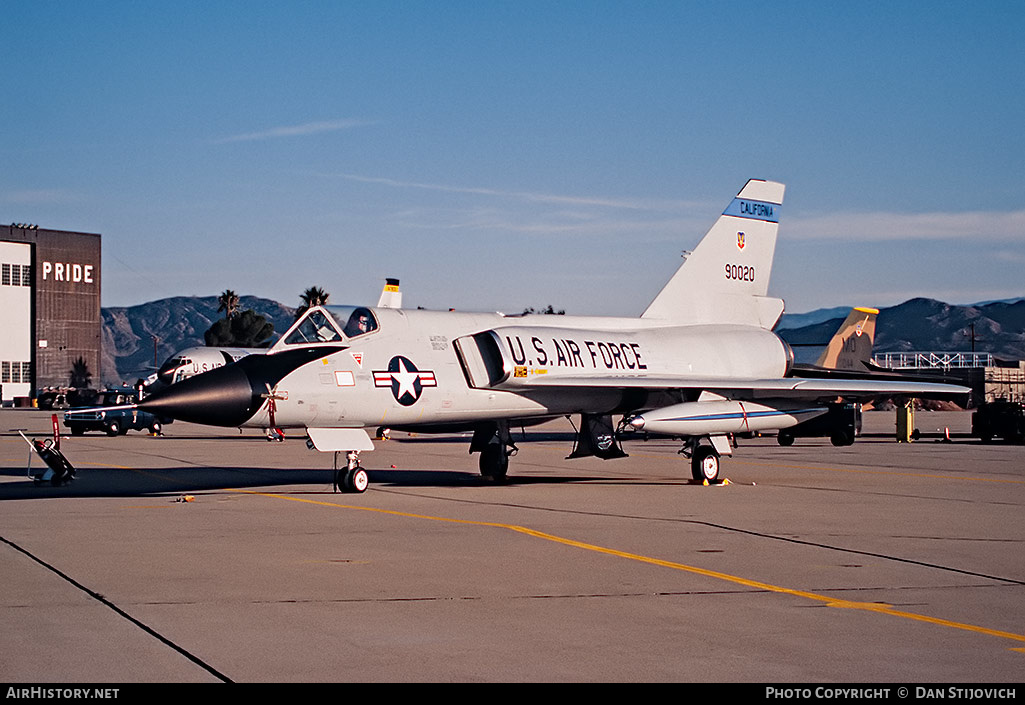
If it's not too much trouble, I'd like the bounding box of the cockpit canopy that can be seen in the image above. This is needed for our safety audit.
[157,355,191,384]
[282,306,379,346]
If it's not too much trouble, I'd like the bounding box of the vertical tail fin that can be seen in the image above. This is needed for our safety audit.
[642,179,785,328]
[376,278,402,308]
[815,307,878,371]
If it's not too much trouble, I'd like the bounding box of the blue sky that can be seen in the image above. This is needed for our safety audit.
[3,1,1023,315]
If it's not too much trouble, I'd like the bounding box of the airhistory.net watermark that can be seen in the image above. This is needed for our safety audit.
[6,688,119,700]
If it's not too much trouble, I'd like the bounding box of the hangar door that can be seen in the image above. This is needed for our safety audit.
[0,241,32,401]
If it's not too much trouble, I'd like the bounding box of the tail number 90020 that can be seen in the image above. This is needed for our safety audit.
[725,263,755,282]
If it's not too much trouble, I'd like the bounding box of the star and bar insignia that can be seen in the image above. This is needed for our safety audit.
[373,356,437,406]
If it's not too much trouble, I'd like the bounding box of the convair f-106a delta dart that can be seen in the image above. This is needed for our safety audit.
[134,180,967,492]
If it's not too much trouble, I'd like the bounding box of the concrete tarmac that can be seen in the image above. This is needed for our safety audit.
[1,409,1022,683]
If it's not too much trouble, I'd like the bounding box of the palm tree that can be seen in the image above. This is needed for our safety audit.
[295,286,330,319]
[205,310,274,347]
[69,356,93,388]
[217,289,240,319]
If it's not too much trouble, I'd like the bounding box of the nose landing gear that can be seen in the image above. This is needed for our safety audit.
[333,450,369,493]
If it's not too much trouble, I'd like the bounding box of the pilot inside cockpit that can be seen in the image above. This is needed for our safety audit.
[343,307,378,337]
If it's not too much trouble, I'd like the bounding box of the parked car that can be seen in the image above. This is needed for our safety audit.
[63,388,172,436]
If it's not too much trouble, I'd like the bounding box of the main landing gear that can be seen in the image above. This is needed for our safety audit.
[690,445,720,482]
[333,450,369,493]
[677,435,732,483]
[471,421,517,481]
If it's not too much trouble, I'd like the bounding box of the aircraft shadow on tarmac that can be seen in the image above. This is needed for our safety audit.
[385,431,580,444]
[0,463,685,501]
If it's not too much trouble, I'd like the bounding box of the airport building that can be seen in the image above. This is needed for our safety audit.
[877,352,1025,404]
[0,224,101,404]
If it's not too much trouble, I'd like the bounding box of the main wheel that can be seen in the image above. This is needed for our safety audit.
[691,446,720,482]
[345,467,369,493]
[479,443,509,480]
[830,430,854,447]
[777,431,794,446]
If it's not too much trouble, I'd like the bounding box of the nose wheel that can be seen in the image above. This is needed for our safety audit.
[344,466,369,493]
[333,450,369,493]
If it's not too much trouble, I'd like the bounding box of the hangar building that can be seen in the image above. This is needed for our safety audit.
[1,224,101,404]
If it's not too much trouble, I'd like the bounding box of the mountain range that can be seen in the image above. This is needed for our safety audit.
[100,296,1025,384]
[776,298,1025,361]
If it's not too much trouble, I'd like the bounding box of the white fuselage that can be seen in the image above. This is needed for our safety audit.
[246,308,791,430]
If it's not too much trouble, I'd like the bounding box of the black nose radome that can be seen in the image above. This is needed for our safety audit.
[139,362,260,426]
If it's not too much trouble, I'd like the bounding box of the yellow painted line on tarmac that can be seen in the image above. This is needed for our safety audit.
[236,489,1025,649]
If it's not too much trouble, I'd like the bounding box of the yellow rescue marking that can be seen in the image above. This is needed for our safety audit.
[235,489,1025,648]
